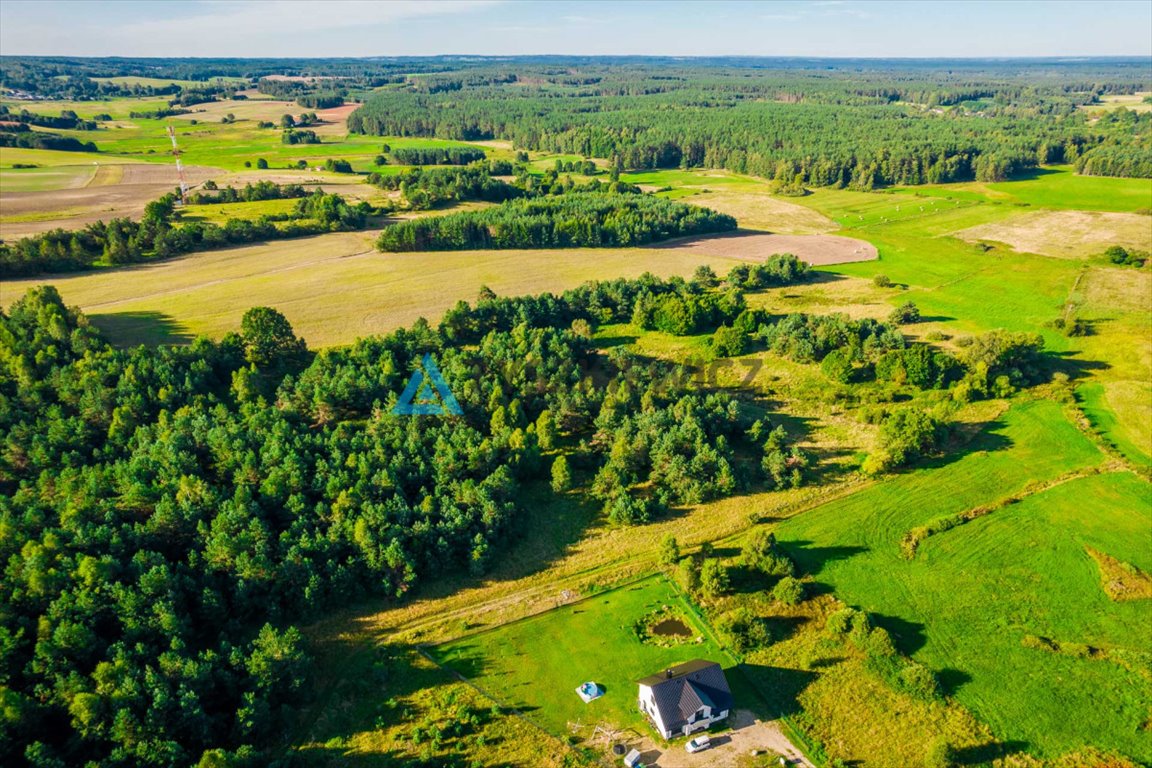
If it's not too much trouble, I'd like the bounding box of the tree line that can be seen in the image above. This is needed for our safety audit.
[389,147,487,165]
[0,130,97,153]
[0,191,373,277]
[376,193,736,252]
[0,106,98,130]
[188,180,310,205]
[365,164,642,210]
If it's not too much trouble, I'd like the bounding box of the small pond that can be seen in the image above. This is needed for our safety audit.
[649,617,692,637]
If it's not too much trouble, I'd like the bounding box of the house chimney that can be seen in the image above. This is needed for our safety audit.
[665,668,673,678]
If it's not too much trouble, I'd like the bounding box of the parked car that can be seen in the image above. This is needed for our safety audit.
[685,735,712,753]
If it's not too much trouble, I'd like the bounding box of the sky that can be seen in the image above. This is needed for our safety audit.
[1,0,1150,59]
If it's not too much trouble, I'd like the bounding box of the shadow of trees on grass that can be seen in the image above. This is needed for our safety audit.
[91,310,194,346]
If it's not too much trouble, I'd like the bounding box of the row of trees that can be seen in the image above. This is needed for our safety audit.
[376,193,736,251]
[281,128,320,145]
[188,180,310,205]
[390,147,487,165]
[367,165,521,209]
[0,130,97,153]
[0,191,373,276]
[365,164,643,210]
[0,106,98,130]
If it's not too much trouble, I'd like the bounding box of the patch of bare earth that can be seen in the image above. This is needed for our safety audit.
[1086,547,1152,601]
[1,163,221,238]
[647,230,878,266]
[622,711,814,768]
[311,103,359,136]
[955,209,1152,259]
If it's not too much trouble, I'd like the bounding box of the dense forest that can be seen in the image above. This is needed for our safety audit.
[348,63,1152,185]
[0,267,830,766]
[0,191,373,277]
[376,194,736,251]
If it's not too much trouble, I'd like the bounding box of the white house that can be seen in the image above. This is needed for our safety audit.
[636,659,733,739]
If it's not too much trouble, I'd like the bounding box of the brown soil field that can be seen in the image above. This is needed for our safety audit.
[312,104,359,136]
[1,162,221,238]
[647,230,878,265]
[955,209,1152,259]
[683,191,838,234]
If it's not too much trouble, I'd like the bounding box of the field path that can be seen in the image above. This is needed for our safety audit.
[646,230,877,265]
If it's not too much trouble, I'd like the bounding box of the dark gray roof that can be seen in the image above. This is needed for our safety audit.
[638,660,733,732]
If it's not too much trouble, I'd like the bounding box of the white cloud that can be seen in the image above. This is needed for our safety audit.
[1,0,505,56]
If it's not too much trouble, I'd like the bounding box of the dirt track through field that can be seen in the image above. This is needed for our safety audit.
[1,162,220,237]
[647,230,878,265]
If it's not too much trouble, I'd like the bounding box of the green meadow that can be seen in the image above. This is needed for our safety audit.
[774,399,1151,760]
[787,169,1152,467]
[890,165,1152,212]
[430,577,751,739]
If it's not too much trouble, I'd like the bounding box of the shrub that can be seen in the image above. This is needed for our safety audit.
[676,558,701,593]
[924,740,959,768]
[716,608,773,652]
[889,300,921,325]
[862,406,948,475]
[742,530,795,577]
[873,274,893,287]
[898,661,940,700]
[698,558,731,599]
[711,324,748,357]
[659,535,681,566]
[607,494,652,525]
[825,607,859,636]
[771,576,806,605]
[820,348,855,383]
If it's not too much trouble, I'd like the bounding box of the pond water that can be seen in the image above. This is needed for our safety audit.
[650,617,692,637]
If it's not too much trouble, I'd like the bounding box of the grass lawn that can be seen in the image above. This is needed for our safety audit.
[429,576,755,740]
[774,399,1152,761]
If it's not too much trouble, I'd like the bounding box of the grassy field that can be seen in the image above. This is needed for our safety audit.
[3,232,749,347]
[1079,91,1152,115]
[179,196,302,224]
[953,209,1152,260]
[0,147,148,193]
[786,171,1152,468]
[1,92,510,176]
[290,642,586,767]
[774,399,1152,761]
[889,166,1152,212]
[430,576,748,739]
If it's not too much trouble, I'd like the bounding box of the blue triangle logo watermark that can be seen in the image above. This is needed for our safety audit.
[392,353,463,416]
